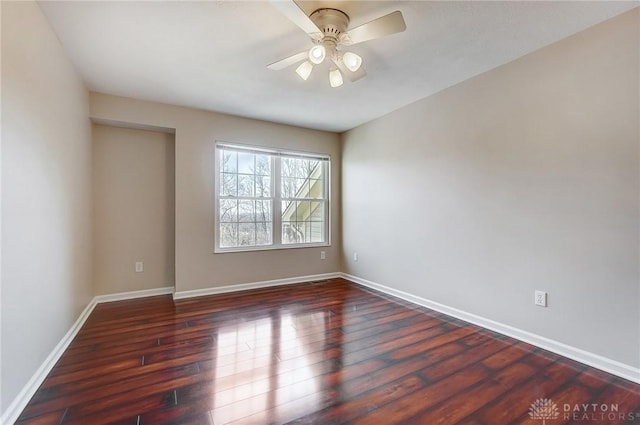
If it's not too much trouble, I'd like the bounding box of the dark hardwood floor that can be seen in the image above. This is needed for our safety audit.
[16,278,640,424]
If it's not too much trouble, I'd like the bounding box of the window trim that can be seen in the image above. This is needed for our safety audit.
[214,141,331,253]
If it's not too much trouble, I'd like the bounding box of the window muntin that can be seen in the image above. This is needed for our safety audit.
[216,143,329,252]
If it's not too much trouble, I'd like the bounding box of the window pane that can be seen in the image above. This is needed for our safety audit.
[310,221,324,243]
[256,222,272,245]
[255,155,271,175]
[220,223,238,247]
[221,173,237,196]
[307,160,320,178]
[299,224,306,243]
[238,152,254,174]
[295,201,311,221]
[220,199,238,223]
[222,151,237,173]
[256,175,270,197]
[282,201,295,222]
[283,158,319,179]
[238,175,255,197]
[281,158,323,199]
[281,158,295,178]
[281,177,311,199]
[282,222,301,244]
[255,200,272,222]
[281,177,295,198]
[297,179,310,198]
[310,201,323,221]
[238,223,255,246]
[238,200,255,222]
[296,160,310,178]
[309,178,323,198]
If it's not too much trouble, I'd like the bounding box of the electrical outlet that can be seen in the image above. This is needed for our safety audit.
[353,252,358,262]
[534,290,547,307]
[135,261,144,273]
[320,251,326,260]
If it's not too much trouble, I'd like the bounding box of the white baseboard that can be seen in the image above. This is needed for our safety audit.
[94,286,174,303]
[173,273,341,300]
[1,286,174,425]
[341,273,640,384]
[1,298,98,425]
[5,273,637,425]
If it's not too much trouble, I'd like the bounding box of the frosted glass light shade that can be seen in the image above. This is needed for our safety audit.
[329,68,343,87]
[295,61,313,80]
[308,45,326,65]
[342,52,362,72]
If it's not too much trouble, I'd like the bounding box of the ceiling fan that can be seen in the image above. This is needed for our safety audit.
[268,1,407,87]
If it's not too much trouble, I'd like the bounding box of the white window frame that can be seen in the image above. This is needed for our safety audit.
[214,141,331,253]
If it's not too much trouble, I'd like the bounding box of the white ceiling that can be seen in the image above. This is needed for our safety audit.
[38,1,637,133]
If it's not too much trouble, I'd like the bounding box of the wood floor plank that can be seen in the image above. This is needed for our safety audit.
[286,375,425,425]
[14,278,640,425]
[475,360,581,424]
[349,363,493,424]
[402,360,542,424]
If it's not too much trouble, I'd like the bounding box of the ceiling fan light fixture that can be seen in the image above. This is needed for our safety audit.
[342,52,363,72]
[295,61,313,80]
[268,5,407,88]
[329,67,343,88]
[308,44,326,64]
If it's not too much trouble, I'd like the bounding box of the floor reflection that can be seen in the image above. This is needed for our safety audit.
[211,308,333,423]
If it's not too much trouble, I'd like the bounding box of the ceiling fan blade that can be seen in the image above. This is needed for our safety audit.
[269,0,323,40]
[267,51,308,70]
[332,57,367,82]
[342,10,406,45]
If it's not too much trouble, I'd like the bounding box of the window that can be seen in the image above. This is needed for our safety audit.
[215,142,329,252]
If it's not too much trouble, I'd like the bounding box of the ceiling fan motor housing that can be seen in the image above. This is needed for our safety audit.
[309,8,350,48]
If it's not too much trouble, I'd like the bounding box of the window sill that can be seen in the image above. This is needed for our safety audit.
[214,242,330,254]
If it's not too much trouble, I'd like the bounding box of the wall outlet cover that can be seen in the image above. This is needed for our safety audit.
[534,290,547,307]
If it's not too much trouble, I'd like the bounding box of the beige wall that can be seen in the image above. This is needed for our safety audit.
[90,94,342,293]
[342,9,639,368]
[1,1,92,414]
[92,124,175,295]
